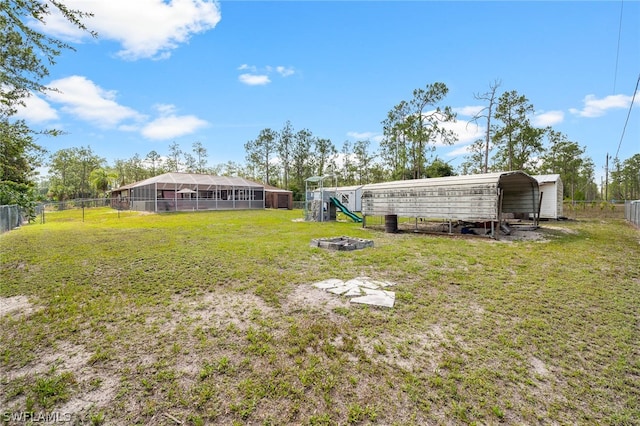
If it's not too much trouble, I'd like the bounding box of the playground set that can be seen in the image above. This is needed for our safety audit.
[304,175,363,223]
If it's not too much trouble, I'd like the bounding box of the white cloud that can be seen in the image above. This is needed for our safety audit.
[47,75,144,127]
[36,0,222,60]
[14,94,59,123]
[31,9,87,42]
[154,103,178,116]
[453,105,484,117]
[569,93,636,118]
[419,110,482,146]
[332,152,351,169]
[276,66,295,77]
[238,64,257,72]
[41,76,206,140]
[533,110,564,127]
[141,105,208,139]
[438,119,483,146]
[238,74,271,86]
[237,65,295,85]
[445,144,476,158]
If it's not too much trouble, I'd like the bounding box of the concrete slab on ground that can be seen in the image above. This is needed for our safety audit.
[311,276,396,308]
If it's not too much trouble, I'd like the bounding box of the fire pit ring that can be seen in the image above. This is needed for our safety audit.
[310,236,374,251]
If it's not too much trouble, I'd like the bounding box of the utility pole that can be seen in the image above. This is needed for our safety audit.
[605,153,610,201]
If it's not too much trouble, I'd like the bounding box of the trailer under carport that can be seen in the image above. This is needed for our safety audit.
[361,171,540,238]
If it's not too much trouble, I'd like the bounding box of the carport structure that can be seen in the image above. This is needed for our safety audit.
[111,172,265,212]
[361,171,540,238]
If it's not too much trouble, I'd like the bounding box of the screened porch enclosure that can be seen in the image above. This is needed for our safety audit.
[133,183,264,212]
[113,173,265,212]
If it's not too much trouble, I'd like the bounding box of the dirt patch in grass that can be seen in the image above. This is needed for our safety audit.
[284,283,351,314]
[180,291,275,329]
[357,325,446,373]
[530,356,550,377]
[499,227,547,242]
[4,341,90,381]
[496,224,583,242]
[2,339,119,420]
[543,224,579,234]
[0,295,34,317]
[59,374,119,420]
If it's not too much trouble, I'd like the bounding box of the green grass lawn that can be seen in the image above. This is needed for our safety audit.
[1,207,638,425]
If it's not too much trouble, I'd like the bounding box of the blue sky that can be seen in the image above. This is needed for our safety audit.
[17,1,640,183]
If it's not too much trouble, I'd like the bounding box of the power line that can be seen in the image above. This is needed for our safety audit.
[613,0,624,93]
[615,73,640,160]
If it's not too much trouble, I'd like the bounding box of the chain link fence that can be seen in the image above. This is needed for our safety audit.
[2,200,115,233]
[35,199,112,223]
[40,198,112,211]
[561,201,625,219]
[8,198,636,227]
[0,205,23,234]
[625,200,640,228]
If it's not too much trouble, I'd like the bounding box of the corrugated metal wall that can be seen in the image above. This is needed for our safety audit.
[557,180,564,217]
[500,179,539,215]
[362,172,539,223]
[362,183,499,221]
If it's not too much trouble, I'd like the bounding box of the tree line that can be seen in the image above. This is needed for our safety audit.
[242,81,638,202]
[2,2,639,213]
[14,83,640,204]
